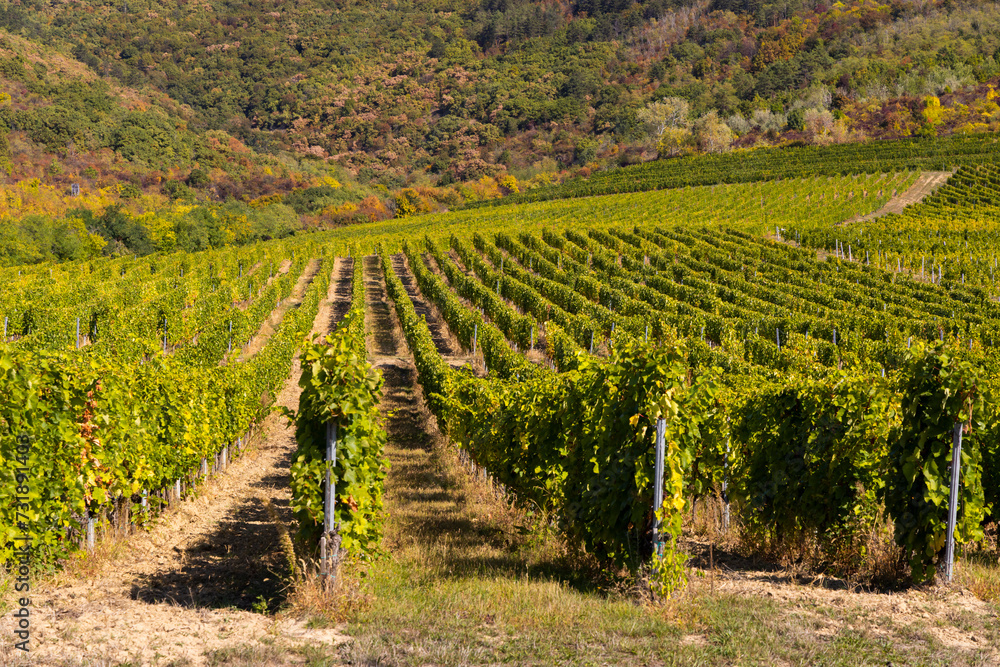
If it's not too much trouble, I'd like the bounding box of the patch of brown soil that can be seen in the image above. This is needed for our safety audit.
[363,255,402,358]
[447,248,469,273]
[308,256,354,337]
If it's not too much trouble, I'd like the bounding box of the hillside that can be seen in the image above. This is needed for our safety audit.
[1,0,1000,265]
[4,0,1000,184]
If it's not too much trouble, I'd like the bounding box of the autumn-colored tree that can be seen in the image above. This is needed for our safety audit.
[804,108,835,143]
[639,97,692,158]
[638,97,691,138]
[922,96,945,126]
[694,111,734,153]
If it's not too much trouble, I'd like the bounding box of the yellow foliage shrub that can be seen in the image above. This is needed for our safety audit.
[499,173,519,194]
[922,96,944,126]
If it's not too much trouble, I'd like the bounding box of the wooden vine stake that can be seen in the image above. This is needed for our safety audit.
[86,512,95,552]
[944,421,963,583]
[319,534,328,589]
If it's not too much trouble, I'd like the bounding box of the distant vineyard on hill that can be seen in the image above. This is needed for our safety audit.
[471,132,1000,206]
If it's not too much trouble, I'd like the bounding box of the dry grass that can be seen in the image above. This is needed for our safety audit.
[204,644,289,666]
[959,554,1000,602]
[706,496,912,589]
[283,558,372,625]
[43,524,137,586]
[958,529,1000,603]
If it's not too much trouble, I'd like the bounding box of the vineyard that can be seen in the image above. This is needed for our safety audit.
[799,163,1000,285]
[373,217,999,581]
[471,131,1000,207]
[0,235,350,562]
[3,167,1000,662]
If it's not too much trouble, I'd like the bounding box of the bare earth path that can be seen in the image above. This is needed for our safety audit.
[321,257,354,333]
[847,170,952,223]
[238,258,322,362]
[361,252,488,557]
[390,252,477,370]
[0,259,355,666]
[344,255,543,665]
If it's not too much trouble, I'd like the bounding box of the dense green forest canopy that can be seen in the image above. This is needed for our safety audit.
[2,0,998,187]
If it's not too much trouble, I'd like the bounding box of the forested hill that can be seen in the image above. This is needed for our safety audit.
[0,0,999,256]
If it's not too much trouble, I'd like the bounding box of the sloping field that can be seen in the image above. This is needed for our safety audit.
[2,169,999,665]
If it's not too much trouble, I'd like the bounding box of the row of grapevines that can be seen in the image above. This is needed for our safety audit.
[289,257,388,558]
[422,236,536,352]
[0,253,332,563]
[469,132,993,206]
[399,242,542,380]
[544,223,999,376]
[2,238,316,361]
[450,234,996,578]
[448,235,589,368]
[426,231,995,580]
[380,245,711,573]
[731,342,988,581]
